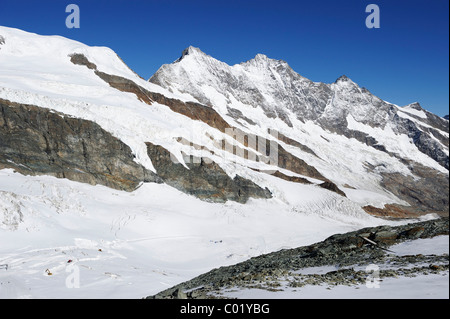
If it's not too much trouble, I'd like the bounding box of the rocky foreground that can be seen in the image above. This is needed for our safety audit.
[146,217,449,299]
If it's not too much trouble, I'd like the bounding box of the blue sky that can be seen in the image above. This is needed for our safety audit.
[0,0,448,116]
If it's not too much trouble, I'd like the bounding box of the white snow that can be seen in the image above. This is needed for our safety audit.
[390,235,449,256]
[220,273,449,299]
[0,26,448,299]
[0,169,406,299]
[400,104,428,119]
[346,114,448,174]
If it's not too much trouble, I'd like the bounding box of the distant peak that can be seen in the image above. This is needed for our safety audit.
[244,53,288,68]
[406,102,423,111]
[254,53,269,60]
[335,75,350,83]
[183,45,203,55]
[176,46,206,62]
[334,75,360,88]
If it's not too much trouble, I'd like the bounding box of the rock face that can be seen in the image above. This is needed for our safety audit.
[146,217,449,299]
[393,108,449,170]
[146,142,272,203]
[379,163,449,215]
[0,97,271,203]
[0,98,160,191]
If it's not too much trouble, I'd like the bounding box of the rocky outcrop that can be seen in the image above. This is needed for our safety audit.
[275,130,319,158]
[146,217,449,299]
[379,162,449,216]
[146,142,272,203]
[393,113,449,170]
[0,98,160,191]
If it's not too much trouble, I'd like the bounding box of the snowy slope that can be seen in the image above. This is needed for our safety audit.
[0,27,448,299]
[0,168,400,299]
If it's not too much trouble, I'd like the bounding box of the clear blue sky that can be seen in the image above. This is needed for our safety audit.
[1,0,448,116]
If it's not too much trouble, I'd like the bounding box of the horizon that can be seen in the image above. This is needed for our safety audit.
[0,0,448,116]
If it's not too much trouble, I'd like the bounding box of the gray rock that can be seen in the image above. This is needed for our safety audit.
[145,142,272,203]
[0,98,161,191]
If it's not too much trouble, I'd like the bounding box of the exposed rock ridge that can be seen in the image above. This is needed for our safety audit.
[146,217,449,299]
[0,98,161,191]
[146,142,272,203]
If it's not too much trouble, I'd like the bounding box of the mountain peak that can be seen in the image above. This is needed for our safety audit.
[176,46,206,62]
[334,75,361,89]
[254,53,269,61]
[406,102,423,111]
[335,75,350,83]
[243,53,289,69]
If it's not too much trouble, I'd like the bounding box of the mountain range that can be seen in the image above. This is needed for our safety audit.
[0,26,448,299]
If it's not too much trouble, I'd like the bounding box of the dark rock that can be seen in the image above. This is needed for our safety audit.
[371,230,398,245]
[380,163,449,216]
[400,226,425,239]
[275,130,320,158]
[69,53,97,70]
[145,142,272,203]
[318,181,346,197]
[393,114,449,170]
[0,98,161,191]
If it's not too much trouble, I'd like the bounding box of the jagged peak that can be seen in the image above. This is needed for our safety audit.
[242,53,290,70]
[333,75,361,89]
[405,102,423,111]
[254,53,269,61]
[175,46,207,62]
[335,74,350,83]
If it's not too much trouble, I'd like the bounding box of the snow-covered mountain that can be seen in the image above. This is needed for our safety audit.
[150,45,449,215]
[151,46,449,170]
[0,27,448,299]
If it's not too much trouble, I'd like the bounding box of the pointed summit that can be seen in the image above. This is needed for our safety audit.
[243,53,291,70]
[254,53,269,61]
[334,75,360,88]
[175,46,206,62]
[335,75,350,83]
[406,102,423,111]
